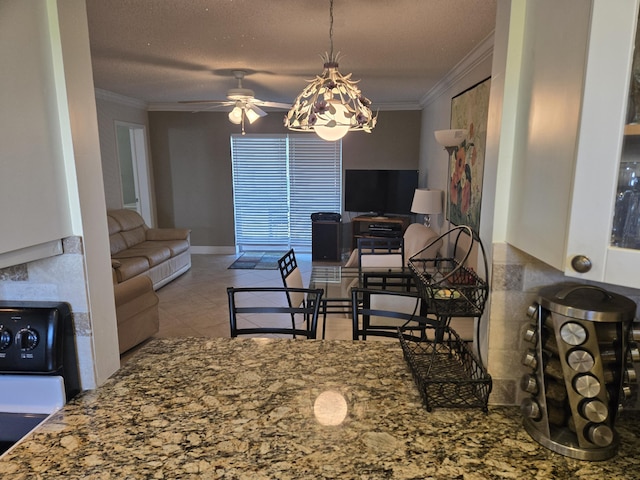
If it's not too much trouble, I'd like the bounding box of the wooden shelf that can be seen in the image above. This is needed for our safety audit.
[350,215,410,249]
[624,123,640,135]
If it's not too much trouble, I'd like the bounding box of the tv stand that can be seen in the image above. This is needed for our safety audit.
[351,215,410,249]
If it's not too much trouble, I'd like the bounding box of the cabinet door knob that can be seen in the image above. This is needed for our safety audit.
[571,255,592,273]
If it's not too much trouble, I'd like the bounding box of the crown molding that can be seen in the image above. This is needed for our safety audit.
[94,89,148,109]
[420,31,495,108]
[146,101,422,112]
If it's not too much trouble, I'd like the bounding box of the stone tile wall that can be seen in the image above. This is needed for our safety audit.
[0,237,96,390]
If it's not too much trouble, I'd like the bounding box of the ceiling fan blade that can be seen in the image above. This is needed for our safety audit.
[254,100,292,109]
[178,100,233,105]
[248,104,267,117]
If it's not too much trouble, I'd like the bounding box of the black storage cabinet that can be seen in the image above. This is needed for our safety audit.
[311,212,342,261]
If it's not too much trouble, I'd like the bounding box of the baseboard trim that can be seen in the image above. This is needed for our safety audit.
[190,246,237,255]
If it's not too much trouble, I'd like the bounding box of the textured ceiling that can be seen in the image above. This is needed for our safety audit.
[86,0,497,110]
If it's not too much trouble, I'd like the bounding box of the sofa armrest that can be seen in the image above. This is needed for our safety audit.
[146,228,191,241]
[111,259,121,283]
[113,275,155,306]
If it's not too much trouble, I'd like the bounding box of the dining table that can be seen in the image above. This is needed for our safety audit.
[1,337,639,479]
[308,265,415,325]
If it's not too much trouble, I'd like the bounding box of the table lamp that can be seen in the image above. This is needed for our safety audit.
[411,189,443,227]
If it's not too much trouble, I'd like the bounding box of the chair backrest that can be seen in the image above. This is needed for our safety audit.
[357,237,405,269]
[277,249,305,308]
[351,287,438,341]
[227,286,323,339]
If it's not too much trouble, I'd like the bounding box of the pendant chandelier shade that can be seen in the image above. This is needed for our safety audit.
[285,0,377,141]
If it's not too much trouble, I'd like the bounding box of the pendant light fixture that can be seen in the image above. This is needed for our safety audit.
[285,0,377,141]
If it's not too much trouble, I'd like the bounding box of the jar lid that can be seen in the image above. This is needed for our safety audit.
[537,283,637,323]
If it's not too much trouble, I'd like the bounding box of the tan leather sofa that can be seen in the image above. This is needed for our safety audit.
[107,209,191,290]
[107,209,191,354]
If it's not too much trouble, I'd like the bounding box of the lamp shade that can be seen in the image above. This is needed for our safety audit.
[245,104,266,124]
[411,189,443,215]
[228,106,243,125]
[434,129,468,147]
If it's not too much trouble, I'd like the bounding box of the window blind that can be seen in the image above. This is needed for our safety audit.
[230,134,341,252]
[288,135,342,250]
[230,135,289,249]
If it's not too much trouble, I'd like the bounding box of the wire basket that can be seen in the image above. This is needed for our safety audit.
[408,226,488,318]
[398,326,492,412]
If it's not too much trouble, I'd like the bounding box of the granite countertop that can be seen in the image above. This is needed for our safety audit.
[1,338,639,479]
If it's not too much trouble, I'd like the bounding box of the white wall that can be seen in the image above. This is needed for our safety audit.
[0,1,73,258]
[0,1,120,389]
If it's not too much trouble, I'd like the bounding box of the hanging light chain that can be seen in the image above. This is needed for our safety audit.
[328,0,334,60]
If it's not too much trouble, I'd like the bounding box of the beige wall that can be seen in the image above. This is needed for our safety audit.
[148,110,421,249]
[95,91,152,213]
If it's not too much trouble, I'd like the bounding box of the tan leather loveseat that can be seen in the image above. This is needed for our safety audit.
[107,209,191,290]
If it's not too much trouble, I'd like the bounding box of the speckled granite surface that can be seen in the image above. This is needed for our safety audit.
[1,338,639,479]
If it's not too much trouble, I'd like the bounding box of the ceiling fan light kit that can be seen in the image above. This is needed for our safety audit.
[179,69,289,135]
[285,0,377,141]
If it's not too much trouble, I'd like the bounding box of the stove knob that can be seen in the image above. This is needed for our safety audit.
[0,326,11,350]
[627,343,640,363]
[16,327,39,351]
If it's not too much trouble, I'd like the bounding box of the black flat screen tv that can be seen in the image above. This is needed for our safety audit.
[344,169,418,216]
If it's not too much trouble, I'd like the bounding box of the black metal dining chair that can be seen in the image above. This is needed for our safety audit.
[278,248,333,339]
[357,237,405,269]
[351,287,439,341]
[277,249,306,328]
[227,286,324,339]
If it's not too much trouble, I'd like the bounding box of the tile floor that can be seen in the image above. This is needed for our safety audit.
[153,253,353,341]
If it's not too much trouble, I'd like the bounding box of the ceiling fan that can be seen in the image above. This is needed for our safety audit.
[179,70,291,134]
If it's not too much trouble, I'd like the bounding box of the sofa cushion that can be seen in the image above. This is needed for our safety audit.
[145,239,190,257]
[115,245,171,267]
[121,226,147,248]
[109,232,128,255]
[112,256,150,282]
[108,209,146,231]
[107,215,122,235]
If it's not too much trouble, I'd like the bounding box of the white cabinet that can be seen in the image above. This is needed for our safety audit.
[566,0,640,288]
[506,0,640,290]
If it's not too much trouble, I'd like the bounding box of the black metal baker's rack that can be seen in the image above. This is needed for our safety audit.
[400,225,492,411]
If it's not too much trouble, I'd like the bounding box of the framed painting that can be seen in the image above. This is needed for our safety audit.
[447,77,491,234]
